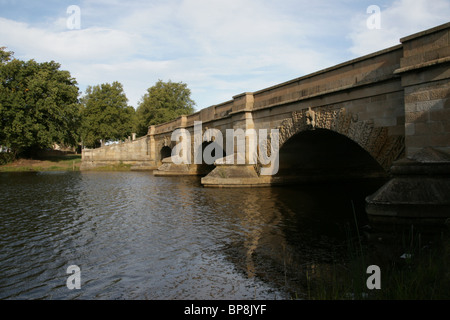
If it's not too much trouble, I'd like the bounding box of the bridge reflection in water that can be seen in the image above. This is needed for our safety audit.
[199,176,385,295]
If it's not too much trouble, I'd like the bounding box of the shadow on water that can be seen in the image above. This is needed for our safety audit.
[213,178,387,299]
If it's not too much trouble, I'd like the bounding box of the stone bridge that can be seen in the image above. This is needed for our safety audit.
[81,23,450,228]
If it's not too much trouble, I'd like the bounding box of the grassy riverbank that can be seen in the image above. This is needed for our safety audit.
[0,155,136,172]
[0,154,82,172]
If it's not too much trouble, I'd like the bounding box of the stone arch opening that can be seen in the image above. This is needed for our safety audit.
[198,141,226,173]
[275,128,387,184]
[202,141,226,163]
[160,146,172,160]
[277,108,405,172]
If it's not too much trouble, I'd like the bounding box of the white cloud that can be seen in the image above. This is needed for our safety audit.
[116,0,344,107]
[0,18,141,63]
[348,0,450,56]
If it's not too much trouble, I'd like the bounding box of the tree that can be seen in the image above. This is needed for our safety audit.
[0,48,81,158]
[80,81,135,148]
[135,80,195,136]
[0,46,13,64]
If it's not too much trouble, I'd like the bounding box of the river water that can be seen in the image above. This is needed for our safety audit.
[0,171,384,300]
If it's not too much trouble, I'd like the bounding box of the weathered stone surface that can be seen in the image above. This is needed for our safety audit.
[366,177,450,207]
[154,162,210,176]
[276,107,404,171]
[80,135,156,170]
[366,147,450,229]
[201,165,272,187]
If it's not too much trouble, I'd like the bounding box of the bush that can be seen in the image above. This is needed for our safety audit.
[0,152,15,165]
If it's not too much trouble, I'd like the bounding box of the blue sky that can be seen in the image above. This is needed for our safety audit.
[1,0,449,111]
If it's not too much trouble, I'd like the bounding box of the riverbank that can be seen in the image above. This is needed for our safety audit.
[305,226,450,300]
[0,154,82,172]
[0,154,139,172]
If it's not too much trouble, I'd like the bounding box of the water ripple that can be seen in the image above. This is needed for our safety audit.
[0,171,376,299]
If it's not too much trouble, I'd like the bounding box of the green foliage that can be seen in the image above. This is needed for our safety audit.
[0,47,196,153]
[135,80,195,136]
[0,152,15,165]
[0,47,81,157]
[0,46,14,64]
[80,81,135,148]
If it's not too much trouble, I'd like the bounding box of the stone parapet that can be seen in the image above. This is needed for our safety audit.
[395,22,450,157]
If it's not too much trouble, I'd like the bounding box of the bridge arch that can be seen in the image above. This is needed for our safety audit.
[276,107,404,172]
[275,128,387,183]
[201,141,226,164]
[160,146,172,160]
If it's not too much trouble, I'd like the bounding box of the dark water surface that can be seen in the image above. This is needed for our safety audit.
[0,171,383,299]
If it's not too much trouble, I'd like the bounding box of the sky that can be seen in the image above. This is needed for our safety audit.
[1,0,449,111]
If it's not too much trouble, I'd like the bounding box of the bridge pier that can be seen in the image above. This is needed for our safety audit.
[366,24,450,231]
[153,156,213,176]
[366,147,450,231]
[201,164,272,187]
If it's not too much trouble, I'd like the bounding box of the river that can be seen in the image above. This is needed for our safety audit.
[0,171,384,300]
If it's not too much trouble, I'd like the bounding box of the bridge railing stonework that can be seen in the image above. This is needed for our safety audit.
[80,134,155,170]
